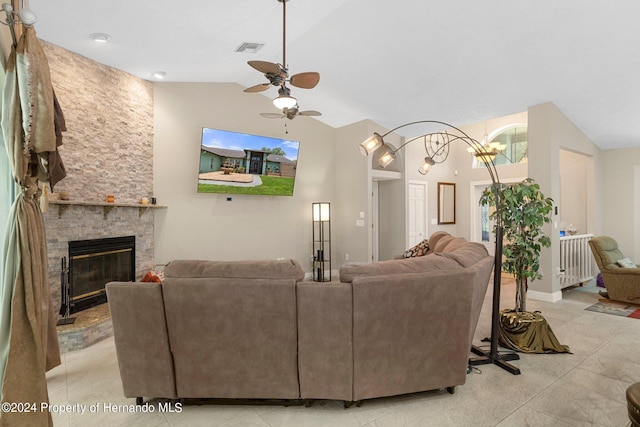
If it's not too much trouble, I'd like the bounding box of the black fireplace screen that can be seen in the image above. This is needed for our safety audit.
[68,236,135,313]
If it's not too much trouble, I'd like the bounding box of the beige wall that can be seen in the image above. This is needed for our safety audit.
[333,120,371,264]
[601,147,640,260]
[528,102,602,300]
[153,82,336,273]
[560,149,590,235]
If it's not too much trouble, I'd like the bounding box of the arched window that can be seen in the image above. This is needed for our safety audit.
[473,124,528,168]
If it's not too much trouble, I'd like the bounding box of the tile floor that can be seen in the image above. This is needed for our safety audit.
[46,277,639,426]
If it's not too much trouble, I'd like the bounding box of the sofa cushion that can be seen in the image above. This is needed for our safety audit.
[617,257,637,268]
[427,231,453,253]
[437,243,490,268]
[590,236,627,270]
[164,259,305,281]
[402,239,430,258]
[340,254,462,283]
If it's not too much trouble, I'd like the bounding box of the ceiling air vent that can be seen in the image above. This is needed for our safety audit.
[235,43,264,53]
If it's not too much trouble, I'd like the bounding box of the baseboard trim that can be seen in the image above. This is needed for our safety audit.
[527,289,563,303]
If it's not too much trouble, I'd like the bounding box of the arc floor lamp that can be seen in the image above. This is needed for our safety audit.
[359,120,521,375]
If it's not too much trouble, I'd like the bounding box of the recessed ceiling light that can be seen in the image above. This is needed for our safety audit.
[90,33,111,43]
[152,71,166,80]
[235,42,264,53]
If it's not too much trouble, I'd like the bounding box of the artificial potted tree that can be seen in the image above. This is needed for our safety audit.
[480,178,553,312]
[480,178,569,353]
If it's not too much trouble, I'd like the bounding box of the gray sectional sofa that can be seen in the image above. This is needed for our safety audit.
[106,232,493,406]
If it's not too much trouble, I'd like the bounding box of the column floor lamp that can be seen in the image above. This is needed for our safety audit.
[359,120,521,375]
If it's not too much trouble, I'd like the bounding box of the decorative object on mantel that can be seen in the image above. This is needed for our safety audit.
[107,194,115,203]
[480,178,569,354]
[360,120,523,374]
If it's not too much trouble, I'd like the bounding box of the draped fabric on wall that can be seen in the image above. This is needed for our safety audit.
[0,25,65,426]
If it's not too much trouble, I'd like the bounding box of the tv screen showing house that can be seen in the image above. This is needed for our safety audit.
[198,128,300,196]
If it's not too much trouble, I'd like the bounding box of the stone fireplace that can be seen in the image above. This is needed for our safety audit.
[67,235,136,313]
[44,203,155,319]
[44,203,155,352]
[40,40,155,351]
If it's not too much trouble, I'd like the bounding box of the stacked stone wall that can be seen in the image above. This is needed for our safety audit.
[40,41,155,310]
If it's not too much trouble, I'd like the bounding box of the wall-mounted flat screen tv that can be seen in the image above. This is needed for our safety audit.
[198,127,300,196]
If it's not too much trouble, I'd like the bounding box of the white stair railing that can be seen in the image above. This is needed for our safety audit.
[559,233,594,288]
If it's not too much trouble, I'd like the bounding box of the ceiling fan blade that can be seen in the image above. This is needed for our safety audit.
[248,60,283,76]
[298,110,322,117]
[244,83,271,93]
[290,72,320,89]
[260,112,285,119]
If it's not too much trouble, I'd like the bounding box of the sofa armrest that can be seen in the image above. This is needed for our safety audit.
[297,281,353,401]
[600,270,640,303]
[603,267,640,276]
[106,282,177,399]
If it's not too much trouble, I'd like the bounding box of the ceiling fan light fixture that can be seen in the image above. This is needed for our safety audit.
[273,93,297,110]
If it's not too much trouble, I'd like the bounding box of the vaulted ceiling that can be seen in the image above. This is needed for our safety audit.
[29,0,640,150]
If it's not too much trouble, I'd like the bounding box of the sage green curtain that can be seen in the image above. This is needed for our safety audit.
[0,26,62,427]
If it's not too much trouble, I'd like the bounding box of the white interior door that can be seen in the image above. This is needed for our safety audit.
[407,181,428,247]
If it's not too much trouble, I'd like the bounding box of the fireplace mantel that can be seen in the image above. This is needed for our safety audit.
[49,200,167,219]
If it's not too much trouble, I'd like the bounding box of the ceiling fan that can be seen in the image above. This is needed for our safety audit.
[244,0,320,112]
[260,103,321,120]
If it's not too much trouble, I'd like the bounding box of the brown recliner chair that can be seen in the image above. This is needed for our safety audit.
[589,236,640,304]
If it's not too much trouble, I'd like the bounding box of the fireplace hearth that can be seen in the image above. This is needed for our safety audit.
[67,236,135,313]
